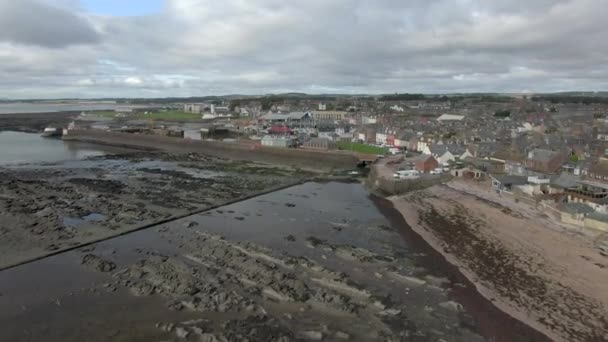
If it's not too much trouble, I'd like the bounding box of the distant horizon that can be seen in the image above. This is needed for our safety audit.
[2,91,608,102]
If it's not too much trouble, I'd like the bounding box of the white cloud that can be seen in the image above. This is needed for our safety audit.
[124,77,143,86]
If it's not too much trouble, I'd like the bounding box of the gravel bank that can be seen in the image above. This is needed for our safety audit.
[391,183,608,342]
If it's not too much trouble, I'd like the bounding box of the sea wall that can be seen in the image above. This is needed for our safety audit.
[366,166,452,195]
[63,129,358,171]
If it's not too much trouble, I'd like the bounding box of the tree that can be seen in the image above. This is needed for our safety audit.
[261,98,273,110]
[494,110,511,118]
[229,99,242,112]
[380,93,426,101]
[570,153,579,163]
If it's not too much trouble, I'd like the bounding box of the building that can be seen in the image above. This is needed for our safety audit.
[490,175,528,193]
[318,103,327,111]
[261,112,313,126]
[414,155,439,174]
[261,135,296,148]
[437,114,465,122]
[586,159,608,183]
[362,116,377,125]
[268,125,292,135]
[491,147,525,164]
[184,103,205,113]
[376,132,388,145]
[390,105,405,112]
[451,167,486,180]
[505,161,527,176]
[302,137,337,150]
[312,111,347,122]
[525,149,567,174]
[394,132,414,149]
[422,144,470,165]
[210,105,230,115]
[364,127,377,144]
[564,180,608,213]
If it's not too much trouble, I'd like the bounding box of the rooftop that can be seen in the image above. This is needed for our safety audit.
[437,114,465,121]
[561,203,595,215]
[490,174,528,185]
[528,149,559,162]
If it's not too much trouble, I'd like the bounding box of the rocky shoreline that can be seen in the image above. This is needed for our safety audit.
[0,111,77,133]
[0,181,489,342]
[390,183,608,342]
[0,151,311,270]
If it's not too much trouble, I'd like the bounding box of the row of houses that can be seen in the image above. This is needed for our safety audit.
[259,111,348,125]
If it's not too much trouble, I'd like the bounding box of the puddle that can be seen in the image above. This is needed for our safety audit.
[63,217,84,227]
[0,182,509,342]
[63,213,107,227]
[84,213,107,222]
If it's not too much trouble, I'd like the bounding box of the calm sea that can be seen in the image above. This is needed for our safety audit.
[0,103,145,114]
[0,131,129,165]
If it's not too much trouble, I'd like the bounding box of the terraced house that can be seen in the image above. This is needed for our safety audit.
[311,111,347,122]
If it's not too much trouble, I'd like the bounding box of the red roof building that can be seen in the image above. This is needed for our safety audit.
[269,126,292,135]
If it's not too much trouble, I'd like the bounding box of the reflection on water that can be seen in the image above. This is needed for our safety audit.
[0,103,144,114]
[0,131,130,165]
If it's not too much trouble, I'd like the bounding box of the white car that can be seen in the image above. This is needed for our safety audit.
[394,170,420,179]
[430,168,444,175]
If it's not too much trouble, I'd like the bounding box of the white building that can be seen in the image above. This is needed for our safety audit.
[184,103,205,113]
[261,135,295,148]
[422,144,473,165]
[437,114,465,122]
[390,105,405,112]
[376,132,388,145]
[362,116,377,124]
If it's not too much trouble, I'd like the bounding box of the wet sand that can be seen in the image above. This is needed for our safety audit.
[391,183,608,342]
[373,195,552,342]
[0,182,487,342]
[0,151,309,270]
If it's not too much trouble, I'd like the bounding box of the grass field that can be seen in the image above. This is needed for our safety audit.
[88,111,119,118]
[88,110,202,121]
[135,110,202,121]
[337,142,388,155]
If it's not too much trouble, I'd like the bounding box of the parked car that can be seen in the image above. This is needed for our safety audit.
[430,168,443,175]
[394,170,420,179]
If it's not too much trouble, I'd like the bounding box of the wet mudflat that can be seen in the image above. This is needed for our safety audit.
[0,182,486,342]
[0,151,308,270]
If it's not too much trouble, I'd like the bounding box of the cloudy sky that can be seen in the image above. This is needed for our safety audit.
[0,0,606,98]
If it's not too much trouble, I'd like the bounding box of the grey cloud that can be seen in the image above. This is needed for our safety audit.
[0,0,607,98]
[0,0,100,48]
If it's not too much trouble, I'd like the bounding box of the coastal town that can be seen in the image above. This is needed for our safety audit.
[63,93,608,236]
[1,93,608,342]
[2,1,608,341]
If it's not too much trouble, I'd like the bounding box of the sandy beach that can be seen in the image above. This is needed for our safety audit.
[390,181,608,342]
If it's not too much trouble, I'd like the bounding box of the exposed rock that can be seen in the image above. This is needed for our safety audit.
[299,330,323,340]
[81,254,116,272]
[335,331,350,339]
[175,327,190,339]
[184,221,199,228]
